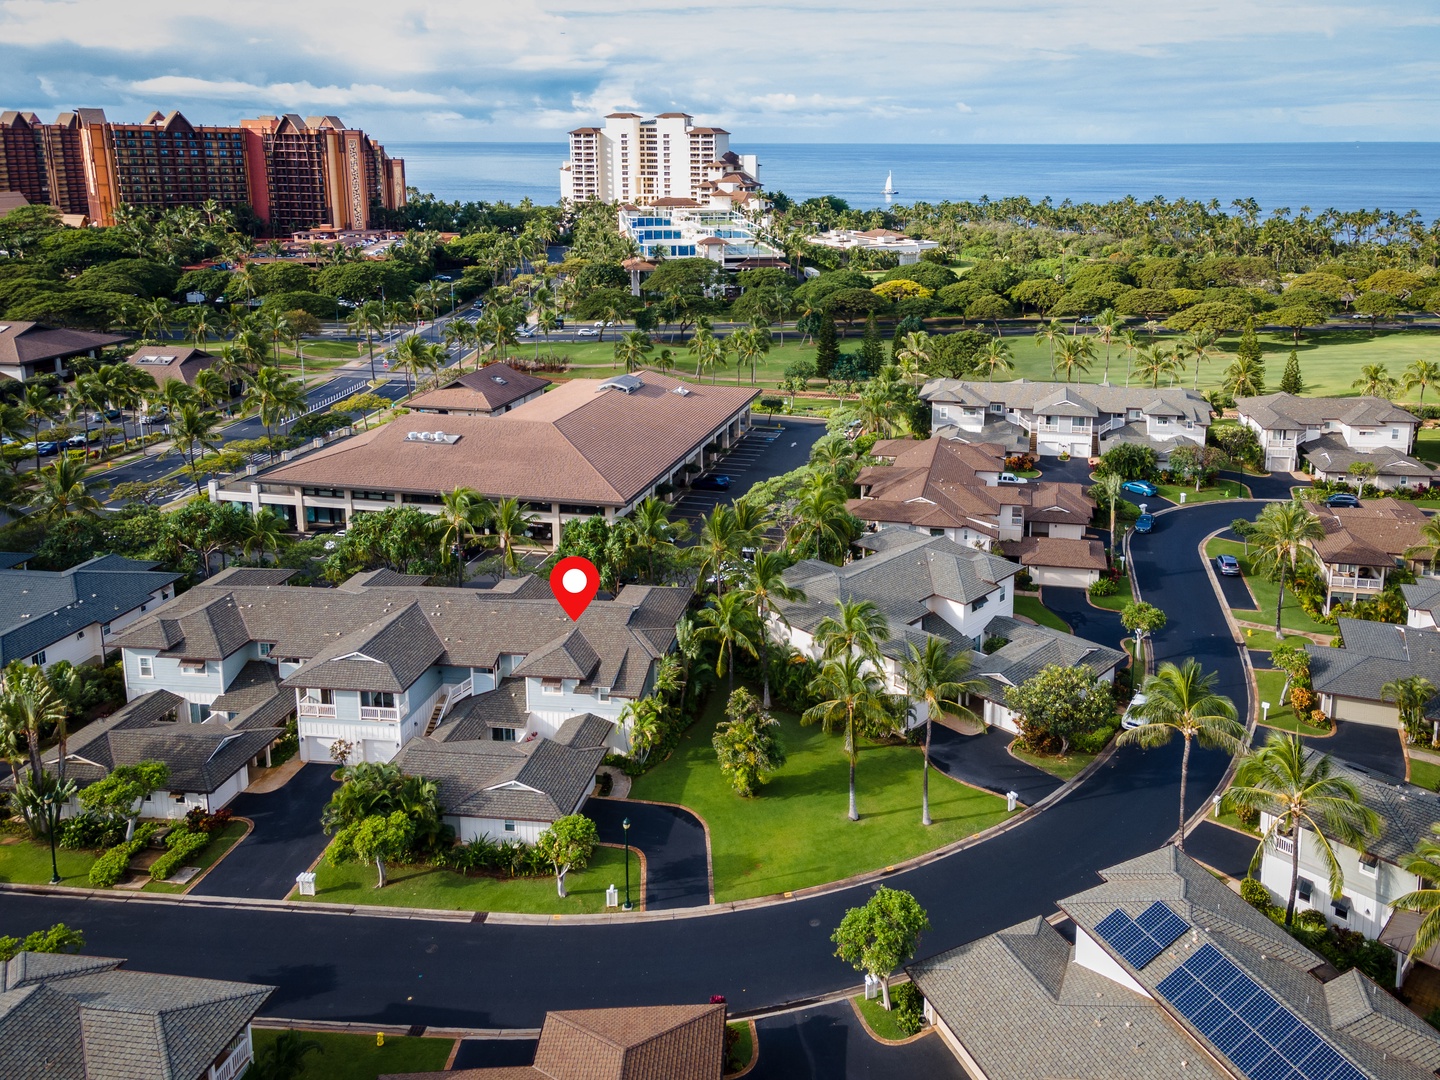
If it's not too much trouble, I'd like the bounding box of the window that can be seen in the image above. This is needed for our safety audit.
[190,702,211,723]
[75,630,84,640]
[30,651,45,666]
[491,727,516,742]
[990,403,1005,414]
[361,691,395,709]
[180,660,208,675]
[970,595,989,613]
[1296,878,1313,903]
[258,642,272,657]
[503,820,516,833]
[541,679,563,695]
[137,656,153,678]
[102,623,112,636]
[930,527,946,537]
[596,688,610,703]
[1359,853,1379,876]
[1391,427,1401,440]
[1332,898,1349,921]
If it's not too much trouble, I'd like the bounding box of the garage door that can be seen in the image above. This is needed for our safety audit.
[1034,567,1098,589]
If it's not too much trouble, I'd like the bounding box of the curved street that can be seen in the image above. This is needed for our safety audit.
[0,502,1262,1029]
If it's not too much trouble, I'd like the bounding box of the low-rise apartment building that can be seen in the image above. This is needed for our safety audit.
[921,378,1211,460]
[210,371,757,544]
[1301,498,1430,611]
[1307,618,1440,729]
[1237,393,1421,476]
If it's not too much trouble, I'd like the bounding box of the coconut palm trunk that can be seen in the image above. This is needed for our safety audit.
[1177,733,1192,851]
[847,709,858,821]
[922,716,933,827]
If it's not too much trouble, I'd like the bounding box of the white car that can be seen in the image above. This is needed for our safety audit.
[996,472,1028,485]
[1121,692,1150,729]
[576,328,599,337]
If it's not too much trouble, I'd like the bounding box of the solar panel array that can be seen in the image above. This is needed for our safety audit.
[1155,943,1367,1080]
[1094,901,1189,969]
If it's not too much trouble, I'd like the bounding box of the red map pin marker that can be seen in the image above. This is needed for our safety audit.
[550,556,600,621]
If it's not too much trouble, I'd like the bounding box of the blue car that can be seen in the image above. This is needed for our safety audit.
[1135,512,1155,534]
[691,474,732,491]
[1121,479,1158,497]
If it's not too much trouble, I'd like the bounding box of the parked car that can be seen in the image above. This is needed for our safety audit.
[29,441,60,456]
[1121,479,1158,497]
[1135,512,1155,534]
[1326,492,1361,508]
[691,474,732,491]
[64,434,89,449]
[322,529,348,552]
[1216,554,1241,577]
[89,409,121,422]
[576,328,599,337]
[996,472,1028,485]
[1121,692,1151,729]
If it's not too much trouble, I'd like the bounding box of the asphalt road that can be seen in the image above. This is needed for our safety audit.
[926,726,1062,806]
[586,797,711,910]
[749,1001,967,1079]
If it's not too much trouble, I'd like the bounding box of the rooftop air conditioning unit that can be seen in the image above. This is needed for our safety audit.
[407,431,421,440]
[672,386,691,396]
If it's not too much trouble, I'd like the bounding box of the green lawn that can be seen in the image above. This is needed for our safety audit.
[298,844,637,913]
[1010,744,1099,781]
[629,692,1014,902]
[1155,479,1250,504]
[1088,574,1134,612]
[726,1022,754,1074]
[250,1029,452,1080]
[1204,538,1335,638]
[1415,428,1440,465]
[1408,757,1440,791]
[1253,669,1325,734]
[1014,594,1070,632]
[142,820,249,894]
[542,326,1440,401]
[1213,807,1261,838]
[853,994,913,1042]
[0,837,99,887]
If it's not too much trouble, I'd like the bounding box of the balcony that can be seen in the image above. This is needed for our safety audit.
[1327,574,1383,591]
[359,705,400,722]
[1272,834,1295,855]
[298,700,336,718]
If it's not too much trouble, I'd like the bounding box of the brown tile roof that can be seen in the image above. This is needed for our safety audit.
[1302,499,1429,567]
[0,322,127,368]
[260,371,756,508]
[408,364,550,414]
[125,345,217,387]
[1001,536,1107,571]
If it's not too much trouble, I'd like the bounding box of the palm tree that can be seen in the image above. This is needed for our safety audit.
[1182,329,1222,392]
[138,297,175,341]
[803,654,891,821]
[1033,318,1064,380]
[0,660,68,783]
[696,504,742,595]
[813,598,890,665]
[29,456,104,521]
[1381,675,1436,746]
[240,509,288,563]
[185,305,214,348]
[627,496,685,584]
[902,638,983,826]
[165,403,222,494]
[349,301,387,381]
[977,337,1013,383]
[1405,514,1440,571]
[391,334,435,393]
[243,366,307,458]
[1133,345,1178,390]
[1117,660,1245,851]
[1092,472,1125,556]
[734,325,771,385]
[1248,500,1324,635]
[688,329,724,382]
[786,474,855,563]
[739,552,805,708]
[1054,334,1095,383]
[692,592,763,693]
[1353,363,1399,398]
[1118,328,1143,388]
[19,384,60,472]
[1391,824,1440,960]
[894,331,932,387]
[248,1030,323,1080]
[1404,360,1440,404]
[1093,308,1123,385]
[1223,732,1381,925]
[613,330,654,374]
[486,497,534,577]
[436,486,493,584]
[1223,355,1267,398]
[191,368,229,410]
[257,308,291,366]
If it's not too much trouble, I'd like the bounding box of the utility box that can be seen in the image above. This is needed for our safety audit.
[296,872,316,896]
[605,885,619,909]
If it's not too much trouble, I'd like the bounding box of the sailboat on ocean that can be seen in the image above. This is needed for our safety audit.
[883,170,897,199]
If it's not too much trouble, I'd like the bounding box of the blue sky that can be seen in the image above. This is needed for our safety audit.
[1,0,1437,144]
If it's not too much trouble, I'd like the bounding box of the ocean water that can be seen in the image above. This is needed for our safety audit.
[390,141,1440,220]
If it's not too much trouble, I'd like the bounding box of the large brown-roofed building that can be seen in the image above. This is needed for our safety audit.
[383,1002,726,1080]
[409,363,551,416]
[0,320,126,382]
[211,370,757,544]
[125,344,223,389]
[1299,498,1430,611]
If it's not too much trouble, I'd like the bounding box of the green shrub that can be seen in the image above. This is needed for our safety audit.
[58,812,124,850]
[149,828,211,881]
[1234,803,1260,828]
[1089,577,1120,598]
[1293,909,1328,932]
[1073,723,1118,755]
[891,981,925,1037]
[1239,877,1272,909]
[87,824,157,888]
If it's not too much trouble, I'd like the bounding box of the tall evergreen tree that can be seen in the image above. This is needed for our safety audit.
[858,312,884,375]
[1279,349,1304,395]
[816,314,840,378]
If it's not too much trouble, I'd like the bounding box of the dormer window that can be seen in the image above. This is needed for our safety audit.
[258,642,272,657]
[180,660,207,675]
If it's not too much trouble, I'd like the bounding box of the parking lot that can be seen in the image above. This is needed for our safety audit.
[670,417,827,529]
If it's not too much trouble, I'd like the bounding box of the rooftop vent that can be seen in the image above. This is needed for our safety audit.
[599,374,644,394]
[137,355,177,365]
[671,385,691,396]
[405,430,461,445]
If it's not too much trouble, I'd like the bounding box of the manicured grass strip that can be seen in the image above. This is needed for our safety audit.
[726,1022,754,1074]
[0,836,99,887]
[1013,594,1070,632]
[142,820,249,894]
[1409,758,1440,792]
[250,1029,452,1080]
[1204,538,1336,637]
[1088,574,1134,612]
[1212,807,1261,838]
[852,993,914,1042]
[630,692,1013,903]
[1252,669,1324,734]
[299,844,636,914]
[1010,745,1097,781]
[1155,479,1249,504]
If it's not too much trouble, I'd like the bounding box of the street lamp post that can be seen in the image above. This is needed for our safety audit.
[622,817,632,911]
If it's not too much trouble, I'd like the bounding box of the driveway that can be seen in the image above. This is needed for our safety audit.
[1037,586,1126,650]
[1214,564,1256,610]
[1304,720,1407,777]
[927,726,1063,807]
[748,1000,967,1080]
[1223,470,1306,501]
[190,763,340,899]
[1185,821,1260,879]
[587,797,711,909]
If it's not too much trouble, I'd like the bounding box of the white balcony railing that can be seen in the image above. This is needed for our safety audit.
[298,701,336,718]
[1272,834,1295,855]
[359,705,400,722]
[209,1033,253,1080]
[1328,575,1383,591]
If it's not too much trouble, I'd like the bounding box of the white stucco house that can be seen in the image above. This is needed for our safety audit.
[1236,393,1423,479]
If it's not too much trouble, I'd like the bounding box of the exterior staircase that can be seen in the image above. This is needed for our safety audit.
[423,691,451,737]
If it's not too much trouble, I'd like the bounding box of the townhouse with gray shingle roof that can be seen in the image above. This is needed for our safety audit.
[112,570,691,837]
[921,377,1211,459]
[0,554,179,671]
[1308,618,1440,728]
[0,950,272,1080]
[910,846,1440,1080]
[1237,393,1421,476]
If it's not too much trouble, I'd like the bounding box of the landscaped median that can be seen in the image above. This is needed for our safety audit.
[627,693,1016,903]
[1204,537,1336,641]
[292,843,642,914]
